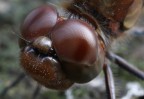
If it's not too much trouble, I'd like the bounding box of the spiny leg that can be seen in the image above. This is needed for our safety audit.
[103,64,116,99]
[106,52,144,80]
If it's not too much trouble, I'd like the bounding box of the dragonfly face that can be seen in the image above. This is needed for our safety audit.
[19,3,105,90]
[19,0,143,92]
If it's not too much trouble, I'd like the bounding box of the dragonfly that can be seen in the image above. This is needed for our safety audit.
[1,0,144,99]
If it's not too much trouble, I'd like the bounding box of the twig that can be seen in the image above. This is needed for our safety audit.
[0,73,26,97]
[32,84,41,99]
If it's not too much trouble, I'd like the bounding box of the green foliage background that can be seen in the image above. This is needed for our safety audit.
[0,0,144,99]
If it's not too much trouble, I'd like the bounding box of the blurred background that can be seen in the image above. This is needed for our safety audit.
[0,0,143,99]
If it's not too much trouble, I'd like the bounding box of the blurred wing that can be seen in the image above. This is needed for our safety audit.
[63,0,136,21]
[62,0,143,37]
[90,0,134,21]
[124,0,143,29]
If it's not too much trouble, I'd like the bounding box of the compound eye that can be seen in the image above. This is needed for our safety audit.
[51,19,103,83]
[21,4,58,40]
[52,19,98,64]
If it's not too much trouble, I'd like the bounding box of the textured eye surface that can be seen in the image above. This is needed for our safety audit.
[21,4,58,40]
[51,19,103,83]
[20,46,74,90]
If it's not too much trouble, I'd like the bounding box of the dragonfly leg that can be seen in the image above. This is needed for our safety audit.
[106,52,144,80]
[103,64,116,99]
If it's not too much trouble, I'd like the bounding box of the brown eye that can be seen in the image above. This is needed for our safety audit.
[19,4,75,90]
[51,19,104,83]
[21,4,58,40]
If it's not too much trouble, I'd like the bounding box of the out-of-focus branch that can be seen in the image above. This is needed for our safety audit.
[32,84,41,99]
[0,73,26,97]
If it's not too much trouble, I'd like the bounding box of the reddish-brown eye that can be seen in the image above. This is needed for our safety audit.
[21,4,58,40]
[51,19,104,83]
